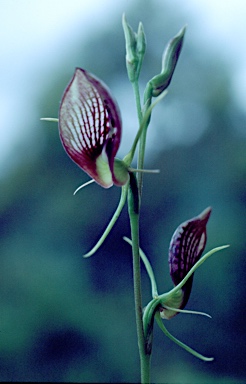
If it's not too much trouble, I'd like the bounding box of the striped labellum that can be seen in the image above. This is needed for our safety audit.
[59,68,129,188]
[161,207,211,319]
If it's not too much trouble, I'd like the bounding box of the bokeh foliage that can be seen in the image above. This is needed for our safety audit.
[1,1,245,382]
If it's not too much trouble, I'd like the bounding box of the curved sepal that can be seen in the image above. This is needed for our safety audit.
[155,311,214,362]
[160,244,229,319]
[83,183,129,257]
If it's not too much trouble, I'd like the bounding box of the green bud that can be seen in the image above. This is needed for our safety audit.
[161,26,186,75]
[122,14,146,82]
[147,25,186,97]
[122,14,137,64]
[136,22,146,58]
[122,14,138,82]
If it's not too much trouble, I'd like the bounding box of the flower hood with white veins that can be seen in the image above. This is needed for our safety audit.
[59,68,129,188]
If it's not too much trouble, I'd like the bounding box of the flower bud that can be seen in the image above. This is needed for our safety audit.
[147,26,186,97]
[136,22,146,59]
[59,68,128,188]
[122,14,146,82]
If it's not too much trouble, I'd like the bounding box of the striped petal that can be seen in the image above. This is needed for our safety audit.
[168,207,211,309]
[59,68,122,188]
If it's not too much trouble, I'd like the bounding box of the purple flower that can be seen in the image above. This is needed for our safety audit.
[169,207,211,308]
[59,68,128,188]
[161,207,211,319]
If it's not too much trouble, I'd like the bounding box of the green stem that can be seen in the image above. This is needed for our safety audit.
[128,79,158,384]
[124,91,167,166]
[128,176,151,383]
[132,80,143,124]
[129,79,167,383]
[132,80,146,200]
[137,97,151,199]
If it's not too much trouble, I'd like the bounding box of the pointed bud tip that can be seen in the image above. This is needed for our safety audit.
[122,12,127,25]
[178,25,187,38]
[137,21,144,33]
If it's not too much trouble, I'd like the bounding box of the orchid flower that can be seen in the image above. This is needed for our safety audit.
[161,206,212,319]
[125,207,228,361]
[59,68,129,189]
[42,66,165,258]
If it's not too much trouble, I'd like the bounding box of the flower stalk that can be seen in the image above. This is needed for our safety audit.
[127,173,151,383]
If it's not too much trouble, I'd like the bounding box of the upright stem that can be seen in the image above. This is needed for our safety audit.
[127,80,152,383]
[132,80,146,200]
[132,80,143,124]
[128,175,150,383]
[137,97,151,199]
[132,79,152,200]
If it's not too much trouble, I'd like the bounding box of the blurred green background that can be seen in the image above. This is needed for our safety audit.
[1,0,246,382]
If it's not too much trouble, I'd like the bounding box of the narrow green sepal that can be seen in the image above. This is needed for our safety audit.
[73,179,95,195]
[155,312,214,361]
[123,236,158,297]
[160,245,230,302]
[40,117,59,122]
[157,245,229,318]
[161,305,212,318]
[83,183,129,257]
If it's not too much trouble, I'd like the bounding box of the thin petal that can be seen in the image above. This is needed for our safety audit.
[59,68,122,188]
